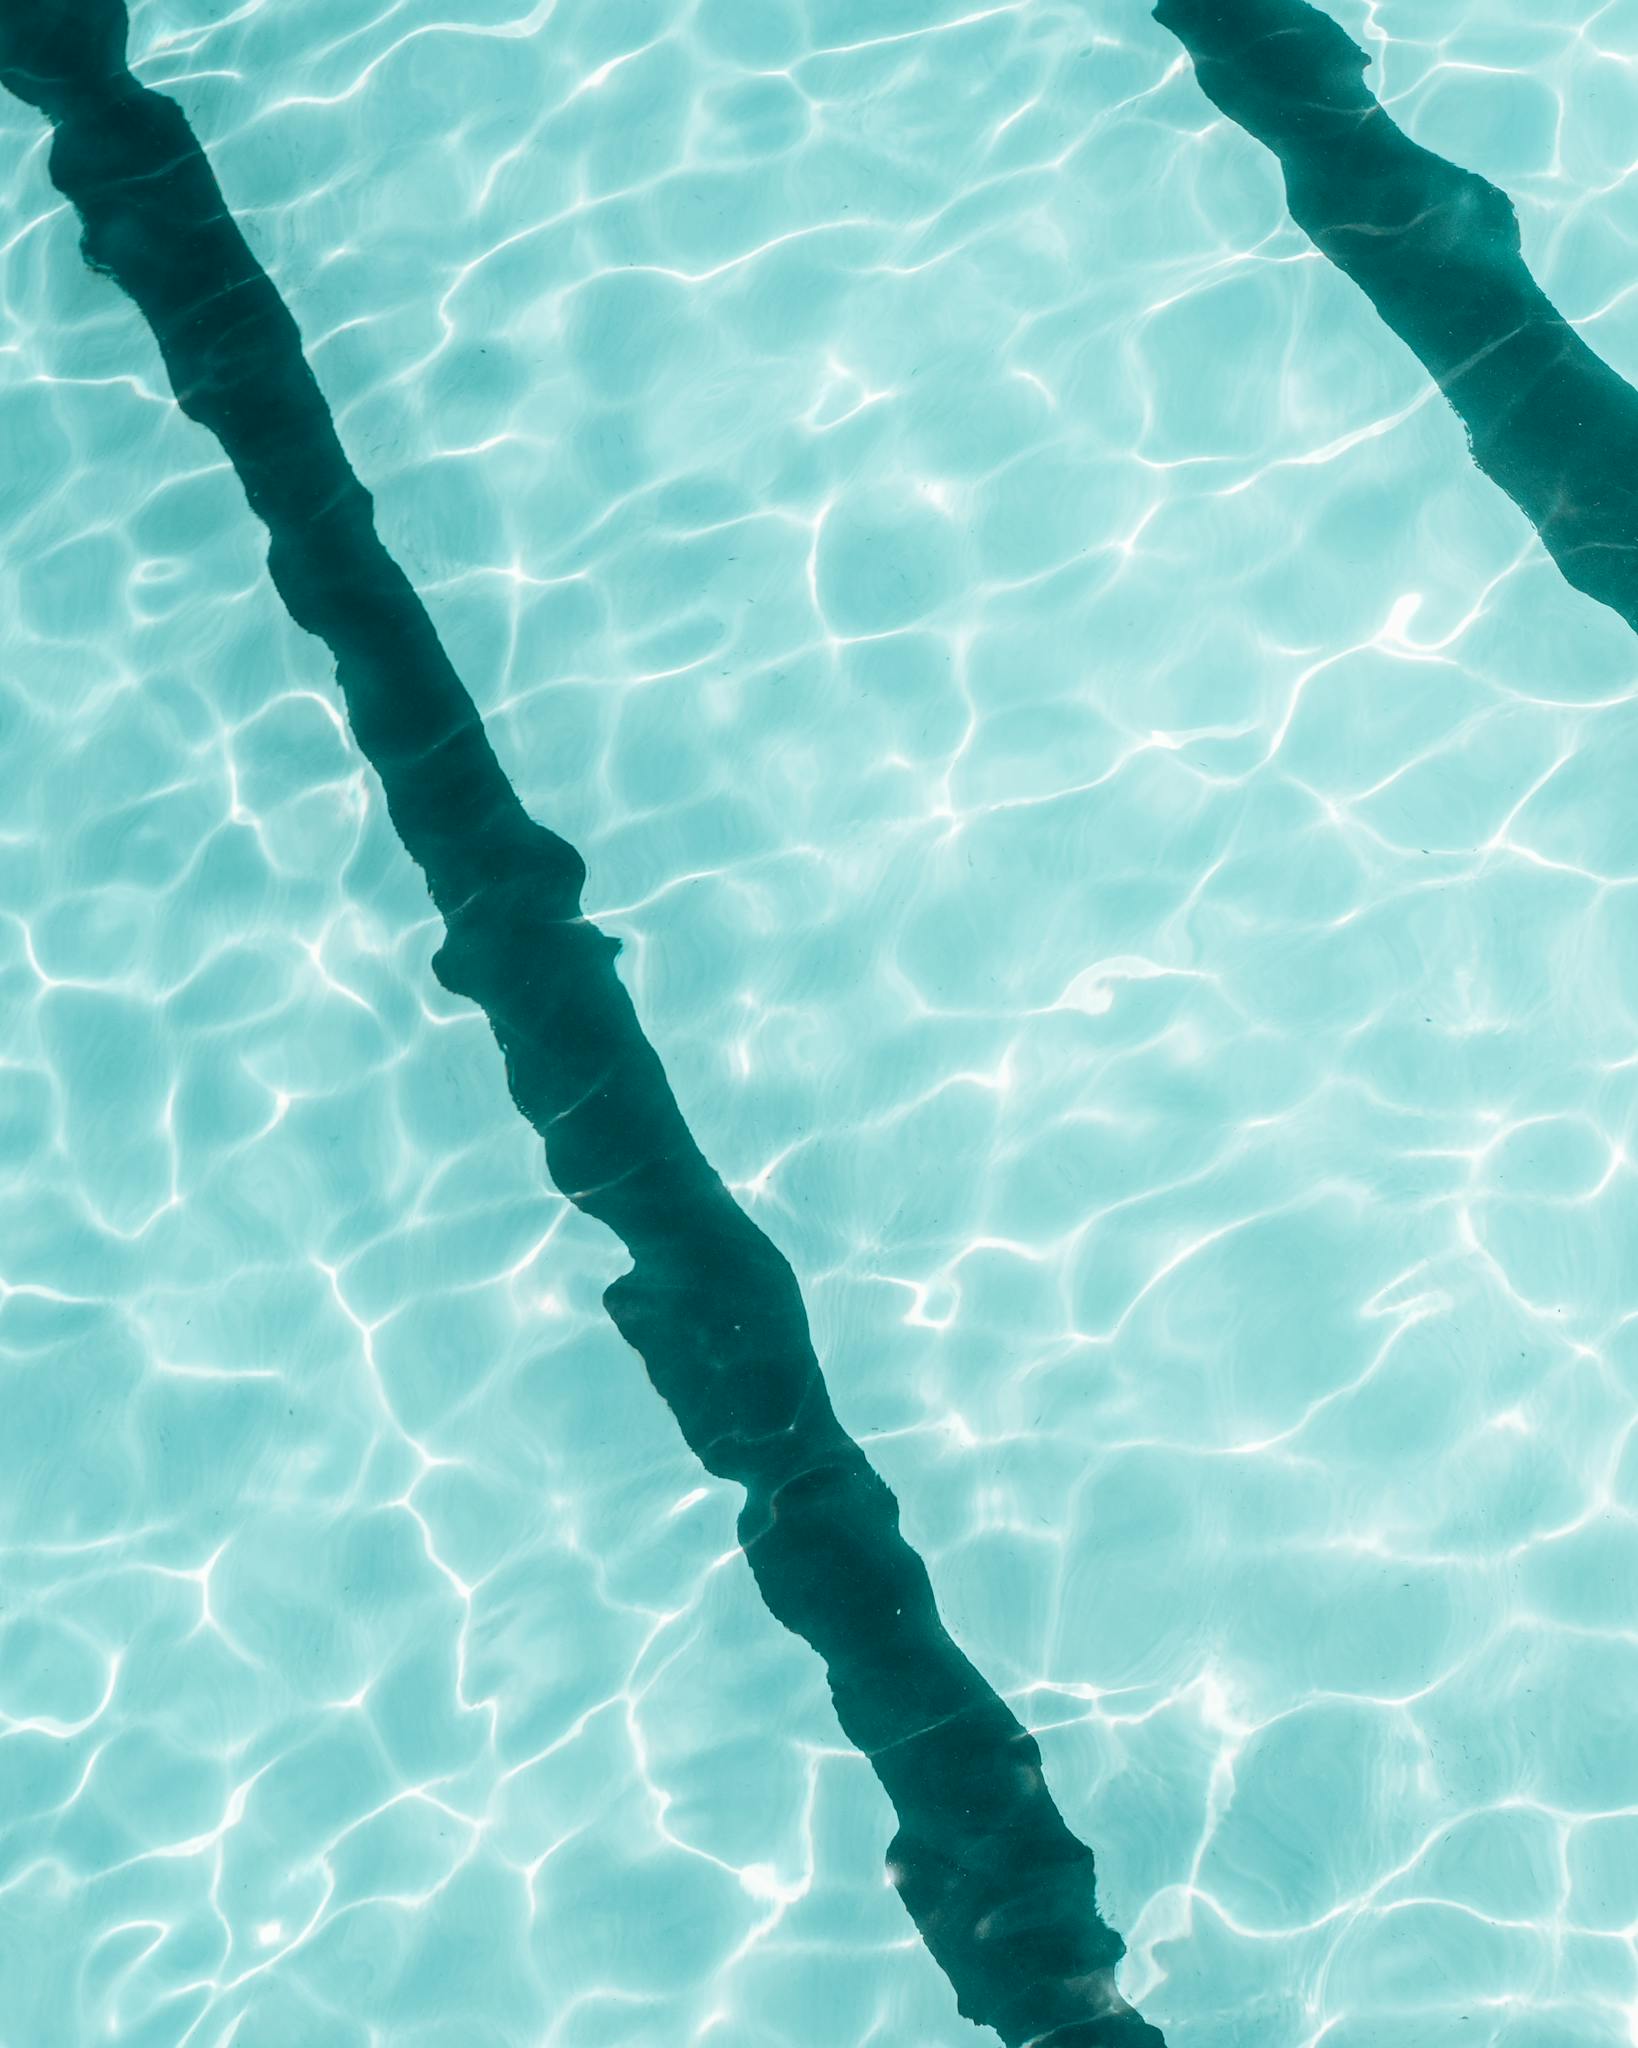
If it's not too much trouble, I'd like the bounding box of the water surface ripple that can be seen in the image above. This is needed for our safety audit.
[5,2,1638,2045]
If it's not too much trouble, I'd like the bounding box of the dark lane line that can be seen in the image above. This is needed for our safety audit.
[1156,0,1638,635]
[0,7,1164,2044]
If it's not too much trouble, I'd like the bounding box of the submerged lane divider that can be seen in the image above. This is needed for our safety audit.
[0,9,1165,2044]
[1155,0,1638,636]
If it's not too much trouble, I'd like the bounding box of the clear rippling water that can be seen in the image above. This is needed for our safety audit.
[3,2,1638,2044]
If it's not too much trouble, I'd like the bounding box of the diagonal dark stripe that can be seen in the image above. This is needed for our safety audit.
[1155,0,1638,635]
[0,7,1165,2044]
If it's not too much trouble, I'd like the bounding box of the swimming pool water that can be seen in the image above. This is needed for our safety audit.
[4,2,1638,2044]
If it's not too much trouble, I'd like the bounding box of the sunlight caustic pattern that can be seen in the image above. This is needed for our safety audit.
[3,1,1638,2045]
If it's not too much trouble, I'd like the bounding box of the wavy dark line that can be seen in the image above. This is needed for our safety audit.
[1155,0,1638,634]
[0,8,1164,2044]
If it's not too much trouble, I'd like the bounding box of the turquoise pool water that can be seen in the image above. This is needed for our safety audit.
[4,2,1638,2043]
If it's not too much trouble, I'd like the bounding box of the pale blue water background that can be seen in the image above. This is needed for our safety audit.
[3,2,1638,2044]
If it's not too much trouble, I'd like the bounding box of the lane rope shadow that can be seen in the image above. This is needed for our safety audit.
[0,7,1166,2044]
[1155,0,1638,635]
